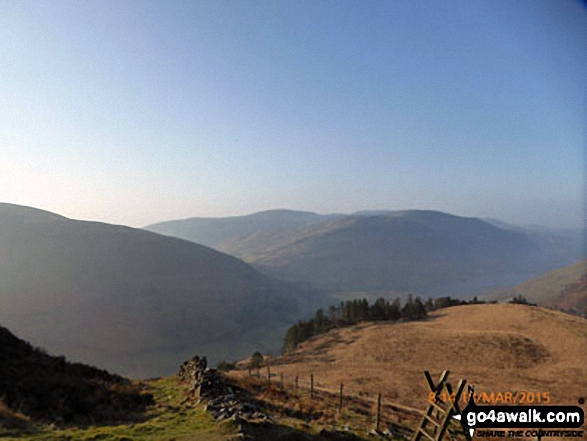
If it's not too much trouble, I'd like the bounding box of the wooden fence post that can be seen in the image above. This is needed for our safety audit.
[280,372,284,390]
[295,376,299,390]
[310,373,314,399]
[339,382,344,412]
[376,392,382,432]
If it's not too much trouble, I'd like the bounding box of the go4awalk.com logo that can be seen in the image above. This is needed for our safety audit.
[456,400,585,439]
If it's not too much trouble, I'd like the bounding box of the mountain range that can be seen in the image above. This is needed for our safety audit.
[146,209,584,298]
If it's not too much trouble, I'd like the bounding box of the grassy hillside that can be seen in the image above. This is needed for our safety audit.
[8,305,583,440]
[240,304,587,410]
[552,277,587,315]
[1,375,241,440]
[0,203,309,378]
[0,324,151,430]
[482,260,587,315]
[0,325,409,440]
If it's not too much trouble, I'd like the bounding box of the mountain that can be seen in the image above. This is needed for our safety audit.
[481,260,587,316]
[0,323,150,427]
[145,210,582,299]
[248,211,547,297]
[0,203,311,378]
[144,209,343,250]
[242,304,587,409]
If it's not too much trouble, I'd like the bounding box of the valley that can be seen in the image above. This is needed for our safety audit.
[1,204,585,440]
[0,203,311,378]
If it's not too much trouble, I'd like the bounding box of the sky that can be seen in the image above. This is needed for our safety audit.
[1,0,586,229]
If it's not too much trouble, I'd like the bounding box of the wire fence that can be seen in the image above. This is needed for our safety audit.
[243,365,424,437]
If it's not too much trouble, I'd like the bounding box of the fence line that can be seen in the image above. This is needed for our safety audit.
[248,368,422,411]
[244,367,426,435]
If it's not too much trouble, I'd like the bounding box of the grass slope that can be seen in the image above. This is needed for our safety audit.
[1,376,240,441]
[0,324,150,431]
[244,304,587,410]
[482,260,587,315]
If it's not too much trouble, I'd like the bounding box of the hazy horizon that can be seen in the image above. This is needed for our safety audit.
[3,201,585,234]
[2,1,585,229]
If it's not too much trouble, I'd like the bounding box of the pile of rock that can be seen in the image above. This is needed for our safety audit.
[178,355,270,426]
[178,355,208,396]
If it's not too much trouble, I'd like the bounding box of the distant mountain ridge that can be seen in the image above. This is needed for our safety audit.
[146,209,583,298]
[145,209,344,249]
[0,203,310,378]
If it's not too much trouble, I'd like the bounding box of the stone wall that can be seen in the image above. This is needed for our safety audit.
[178,355,269,425]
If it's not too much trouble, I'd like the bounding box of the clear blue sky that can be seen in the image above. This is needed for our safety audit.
[1,0,585,228]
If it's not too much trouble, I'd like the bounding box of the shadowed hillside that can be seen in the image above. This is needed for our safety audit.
[0,203,311,378]
[0,324,151,427]
[248,211,570,297]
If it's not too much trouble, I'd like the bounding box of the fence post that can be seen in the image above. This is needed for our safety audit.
[248,367,251,377]
[376,392,382,432]
[310,373,314,399]
[295,376,299,390]
[280,372,284,390]
[339,382,344,412]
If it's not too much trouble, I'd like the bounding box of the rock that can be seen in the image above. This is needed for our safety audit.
[178,355,271,430]
[368,428,388,438]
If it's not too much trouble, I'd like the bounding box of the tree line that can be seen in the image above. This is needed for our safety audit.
[282,295,488,353]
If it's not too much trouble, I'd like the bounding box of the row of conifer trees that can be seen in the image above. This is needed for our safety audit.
[282,295,487,353]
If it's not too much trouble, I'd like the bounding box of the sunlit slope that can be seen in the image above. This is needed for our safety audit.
[483,260,587,315]
[144,209,341,250]
[267,304,587,409]
[553,277,587,315]
[0,203,305,378]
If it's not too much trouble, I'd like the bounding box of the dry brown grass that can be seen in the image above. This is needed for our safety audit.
[231,375,423,440]
[231,304,587,413]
